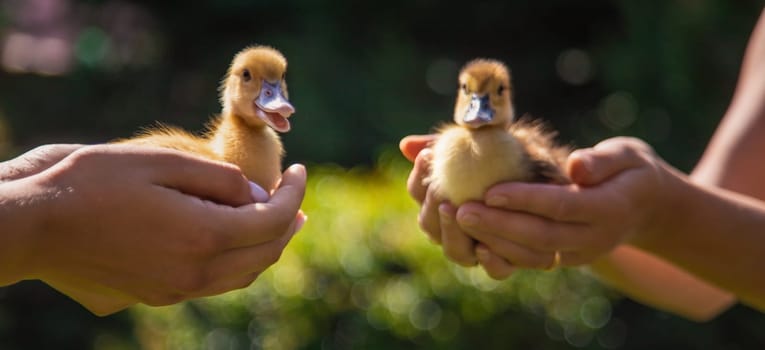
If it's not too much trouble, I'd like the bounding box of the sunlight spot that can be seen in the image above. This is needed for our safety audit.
[205,328,239,350]
[2,32,73,75]
[580,296,612,329]
[384,278,420,315]
[556,48,594,85]
[75,26,112,67]
[340,243,373,277]
[426,58,459,95]
[271,264,306,297]
[563,321,595,348]
[408,299,442,330]
[598,91,638,131]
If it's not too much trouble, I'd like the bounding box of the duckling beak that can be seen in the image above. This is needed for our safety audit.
[255,80,295,133]
[463,94,494,128]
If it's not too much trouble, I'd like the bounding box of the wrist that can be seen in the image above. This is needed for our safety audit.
[626,160,689,252]
[0,178,53,284]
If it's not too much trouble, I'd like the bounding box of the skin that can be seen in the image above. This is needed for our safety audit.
[401,9,765,322]
[0,144,306,316]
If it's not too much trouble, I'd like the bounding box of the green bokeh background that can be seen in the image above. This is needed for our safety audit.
[1,1,764,349]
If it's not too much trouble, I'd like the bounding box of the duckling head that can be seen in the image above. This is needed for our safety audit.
[453,59,514,129]
[220,46,295,132]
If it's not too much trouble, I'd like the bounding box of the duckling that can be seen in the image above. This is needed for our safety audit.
[120,46,295,192]
[427,59,569,206]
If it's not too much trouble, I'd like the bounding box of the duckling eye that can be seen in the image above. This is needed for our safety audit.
[497,85,505,95]
[461,83,468,94]
[281,72,286,81]
[242,69,251,82]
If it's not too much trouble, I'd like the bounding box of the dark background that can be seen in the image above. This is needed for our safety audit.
[1,0,764,349]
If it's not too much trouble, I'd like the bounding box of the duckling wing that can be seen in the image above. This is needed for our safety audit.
[115,123,221,160]
[509,117,571,184]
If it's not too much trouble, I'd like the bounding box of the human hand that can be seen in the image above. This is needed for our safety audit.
[0,144,135,313]
[2,144,306,315]
[452,137,670,278]
[400,134,479,267]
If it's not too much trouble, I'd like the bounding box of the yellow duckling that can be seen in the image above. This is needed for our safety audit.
[427,59,569,205]
[120,46,295,192]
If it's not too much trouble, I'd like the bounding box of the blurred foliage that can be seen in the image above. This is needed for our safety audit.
[128,155,619,350]
[2,0,765,349]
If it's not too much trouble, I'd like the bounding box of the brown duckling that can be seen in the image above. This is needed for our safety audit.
[120,46,295,192]
[427,59,570,205]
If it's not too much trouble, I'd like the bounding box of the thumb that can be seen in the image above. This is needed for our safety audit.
[399,134,437,162]
[567,137,653,186]
[267,164,307,213]
[221,164,307,247]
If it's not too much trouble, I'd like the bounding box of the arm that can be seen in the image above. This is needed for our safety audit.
[457,139,765,316]
[693,7,765,193]
[401,135,746,320]
[0,144,306,315]
[588,246,734,321]
[399,9,765,321]
[588,8,765,320]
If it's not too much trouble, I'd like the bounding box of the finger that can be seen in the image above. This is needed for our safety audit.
[0,144,85,181]
[464,225,557,270]
[475,244,516,280]
[108,145,254,207]
[485,182,587,222]
[220,164,306,247]
[457,203,587,252]
[407,148,432,203]
[399,134,437,162]
[201,218,298,295]
[419,187,443,244]
[567,137,652,186]
[439,203,477,266]
[205,234,292,288]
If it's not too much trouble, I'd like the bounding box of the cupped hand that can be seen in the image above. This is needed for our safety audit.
[3,144,306,315]
[454,137,669,278]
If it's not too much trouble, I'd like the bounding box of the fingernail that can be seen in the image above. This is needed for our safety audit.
[289,163,307,177]
[249,181,270,202]
[486,195,507,207]
[295,214,307,232]
[458,212,480,227]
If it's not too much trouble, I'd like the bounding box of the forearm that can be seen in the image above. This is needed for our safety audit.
[590,9,765,319]
[634,168,765,312]
[589,246,734,321]
[0,179,47,285]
